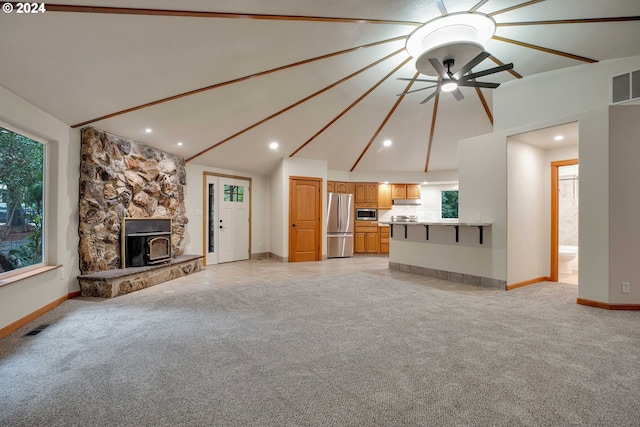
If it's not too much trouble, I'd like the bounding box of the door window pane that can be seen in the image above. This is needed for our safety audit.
[224,185,244,202]
[208,183,215,253]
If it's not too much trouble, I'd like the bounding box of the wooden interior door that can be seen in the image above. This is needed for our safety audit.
[289,177,322,262]
[550,159,578,281]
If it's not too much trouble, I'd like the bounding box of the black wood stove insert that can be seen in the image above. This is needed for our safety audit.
[122,218,172,268]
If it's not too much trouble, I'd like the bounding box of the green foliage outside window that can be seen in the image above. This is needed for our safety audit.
[224,185,244,202]
[441,190,459,219]
[0,127,44,273]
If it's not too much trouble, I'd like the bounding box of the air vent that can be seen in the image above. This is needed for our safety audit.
[610,70,640,104]
[24,324,50,336]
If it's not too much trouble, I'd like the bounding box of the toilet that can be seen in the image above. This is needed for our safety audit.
[558,245,578,274]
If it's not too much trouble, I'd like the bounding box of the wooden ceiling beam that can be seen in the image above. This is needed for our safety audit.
[350,72,419,172]
[37,3,424,26]
[71,36,407,128]
[289,56,412,158]
[424,92,440,173]
[497,16,640,26]
[492,35,598,63]
[489,0,546,17]
[488,55,523,79]
[186,48,406,163]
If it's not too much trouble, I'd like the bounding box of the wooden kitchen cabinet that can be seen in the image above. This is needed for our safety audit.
[327,181,354,194]
[354,223,379,253]
[335,181,354,194]
[355,183,378,204]
[379,227,390,254]
[406,184,421,199]
[378,184,392,210]
[392,184,407,199]
[392,184,421,199]
[327,181,335,192]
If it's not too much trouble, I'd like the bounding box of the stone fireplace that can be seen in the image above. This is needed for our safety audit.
[77,128,201,297]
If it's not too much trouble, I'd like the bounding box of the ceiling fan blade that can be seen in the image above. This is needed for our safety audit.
[457,81,501,89]
[420,88,441,104]
[459,63,514,81]
[397,78,440,83]
[397,84,439,96]
[451,88,465,101]
[429,58,450,80]
[452,51,491,80]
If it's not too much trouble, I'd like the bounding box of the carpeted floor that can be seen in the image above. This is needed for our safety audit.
[1,271,639,426]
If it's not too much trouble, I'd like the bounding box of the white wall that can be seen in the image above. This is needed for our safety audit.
[507,140,547,285]
[184,163,270,257]
[494,56,640,132]
[0,86,80,331]
[609,105,640,304]
[269,160,285,258]
[271,157,327,260]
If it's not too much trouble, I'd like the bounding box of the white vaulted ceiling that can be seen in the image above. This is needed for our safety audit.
[0,0,638,175]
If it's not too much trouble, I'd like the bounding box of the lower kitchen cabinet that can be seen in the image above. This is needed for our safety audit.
[355,225,379,253]
[379,227,390,254]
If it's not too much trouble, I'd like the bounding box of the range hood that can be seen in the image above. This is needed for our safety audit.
[392,198,421,206]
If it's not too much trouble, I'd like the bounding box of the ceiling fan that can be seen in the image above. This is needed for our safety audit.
[398,51,514,104]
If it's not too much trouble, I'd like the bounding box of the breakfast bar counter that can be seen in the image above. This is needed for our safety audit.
[380,218,505,290]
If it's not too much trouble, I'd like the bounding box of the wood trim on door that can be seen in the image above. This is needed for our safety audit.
[288,176,322,262]
[202,172,253,265]
[550,159,578,282]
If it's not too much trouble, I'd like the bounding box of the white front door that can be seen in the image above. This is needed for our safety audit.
[205,176,250,265]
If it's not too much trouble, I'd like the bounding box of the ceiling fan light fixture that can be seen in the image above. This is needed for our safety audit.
[441,82,458,92]
[406,12,496,59]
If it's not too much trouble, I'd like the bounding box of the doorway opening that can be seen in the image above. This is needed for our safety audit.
[551,159,579,283]
[203,173,251,265]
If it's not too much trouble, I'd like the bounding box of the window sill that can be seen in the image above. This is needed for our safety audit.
[0,265,62,288]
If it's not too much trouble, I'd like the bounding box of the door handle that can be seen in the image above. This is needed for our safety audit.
[292,224,296,227]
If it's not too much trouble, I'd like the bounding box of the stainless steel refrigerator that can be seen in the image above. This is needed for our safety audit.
[327,192,354,258]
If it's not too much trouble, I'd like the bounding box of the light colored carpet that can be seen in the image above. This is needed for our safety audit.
[1,272,638,426]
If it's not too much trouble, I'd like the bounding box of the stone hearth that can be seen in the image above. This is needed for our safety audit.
[78,255,203,298]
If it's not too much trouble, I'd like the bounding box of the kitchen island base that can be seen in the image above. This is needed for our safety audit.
[389,261,506,290]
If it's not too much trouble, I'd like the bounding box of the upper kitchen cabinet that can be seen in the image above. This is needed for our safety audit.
[335,181,354,194]
[392,184,421,199]
[327,181,354,194]
[406,184,421,199]
[378,184,392,210]
[327,181,355,194]
[355,183,378,205]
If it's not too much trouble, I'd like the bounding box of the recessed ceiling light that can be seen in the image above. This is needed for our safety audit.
[383,139,392,147]
[145,128,152,133]
[554,135,564,141]
[441,82,458,92]
[269,142,279,150]
[177,142,183,146]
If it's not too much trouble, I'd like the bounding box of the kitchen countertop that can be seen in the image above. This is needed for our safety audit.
[379,220,492,226]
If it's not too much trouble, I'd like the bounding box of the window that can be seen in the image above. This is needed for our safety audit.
[441,190,458,219]
[0,126,45,277]
[224,185,244,202]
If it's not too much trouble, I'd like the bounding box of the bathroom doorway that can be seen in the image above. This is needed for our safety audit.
[551,159,579,283]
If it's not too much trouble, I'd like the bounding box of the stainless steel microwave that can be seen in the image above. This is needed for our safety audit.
[355,208,377,221]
